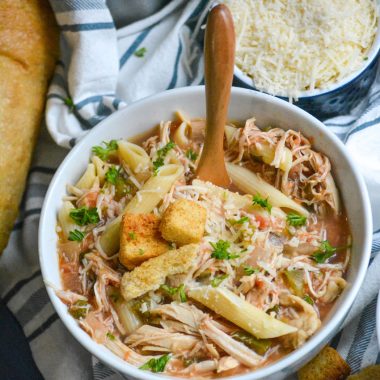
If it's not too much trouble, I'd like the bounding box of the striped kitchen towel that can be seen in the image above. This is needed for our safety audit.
[0,0,379,379]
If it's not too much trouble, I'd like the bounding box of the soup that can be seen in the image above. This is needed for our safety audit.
[55,113,350,378]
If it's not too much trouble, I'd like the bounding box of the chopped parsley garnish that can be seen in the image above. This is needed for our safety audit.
[92,140,118,160]
[311,240,336,264]
[69,300,88,319]
[140,354,170,373]
[64,96,75,111]
[186,149,198,162]
[138,248,145,255]
[267,305,279,314]
[364,56,369,60]
[68,229,85,242]
[210,240,239,260]
[303,295,314,305]
[105,166,122,185]
[134,47,147,58]
[178,284,187,302]
[128,231,136,240]
[229,216,249,225]
[153,141,176,175]
[252,194,272,213]
[160,284,187,302]
[106,332,115,341]
[287,213,307,227]
[243,265,259,276]
[211,274,228,287]
[69,207,100,226]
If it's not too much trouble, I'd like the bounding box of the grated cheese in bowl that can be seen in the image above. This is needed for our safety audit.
[223,0,378,99]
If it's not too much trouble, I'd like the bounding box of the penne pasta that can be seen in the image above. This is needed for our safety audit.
[118,141,151,174]
[92,156,107,185]
[226,163,309,216]
[224,125,238,146]
[58,201,77,238]
[325,173,341,214]
[188,286,297,339]
[173,121,191,148]
[75,163,96,190]
[125,164,184,214]
[100,164,184,255]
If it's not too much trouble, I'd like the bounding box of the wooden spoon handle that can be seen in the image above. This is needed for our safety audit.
[196,4,235,186]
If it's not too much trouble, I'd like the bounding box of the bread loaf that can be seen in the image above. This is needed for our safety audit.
[0,0,59,253]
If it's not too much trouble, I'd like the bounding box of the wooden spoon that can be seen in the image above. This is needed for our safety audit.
[195,4,235,187]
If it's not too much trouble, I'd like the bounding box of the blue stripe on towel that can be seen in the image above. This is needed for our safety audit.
[75,94,114,110]
[347,115,380,138]
[27,313,59,343]
[3,271,41,303]
[346,297,377,372]
[167,39,183,90]
[119,27,154,68]
[50,0,107,13]
[61,22,114,32]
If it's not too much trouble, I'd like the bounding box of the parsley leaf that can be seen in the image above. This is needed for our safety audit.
[138,248,145,255]
[252,194,272,213]
[211,274,228,287]
[69,300,89,319]
[186,149,198,162]
[64,96,75,111]
[160,284,187,302]
[128,231,136,240]
[69,207,100,226]
[153,141,175,175]
[106,332,115,341]
[105,166,122,185]
[140,354,170,373]
[287,213,307,227]
[303,295,314,305]
[68,229,85,242]
[243,265,259,276]
[134,47,147,58]
[311,240,336,263]
[92,140,118,160]
[210,240,239,260]
[229,216,249,225]
[178,284,187,302]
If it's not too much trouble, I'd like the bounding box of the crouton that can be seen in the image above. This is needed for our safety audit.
[298,346,351,380]
[160,199,206,246]
[119,213,169,270]
[121,244,199,301]
[348,365,380,380]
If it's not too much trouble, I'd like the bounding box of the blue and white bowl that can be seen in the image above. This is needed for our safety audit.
[234,13,380,120]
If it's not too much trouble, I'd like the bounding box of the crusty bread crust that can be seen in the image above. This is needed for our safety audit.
[0,0,59,253]
[298,346,351,380]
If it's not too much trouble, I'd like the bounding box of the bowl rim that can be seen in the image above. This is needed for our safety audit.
[234,2,380,99]
[39,86,373,380]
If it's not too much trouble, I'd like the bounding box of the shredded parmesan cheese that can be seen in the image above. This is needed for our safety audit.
[223,0,378,98]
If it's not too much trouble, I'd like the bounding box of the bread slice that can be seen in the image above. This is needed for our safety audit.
[298,346,351,380]
[121,244,198,301]
[348,365,380,380]
[0,0,59,253]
